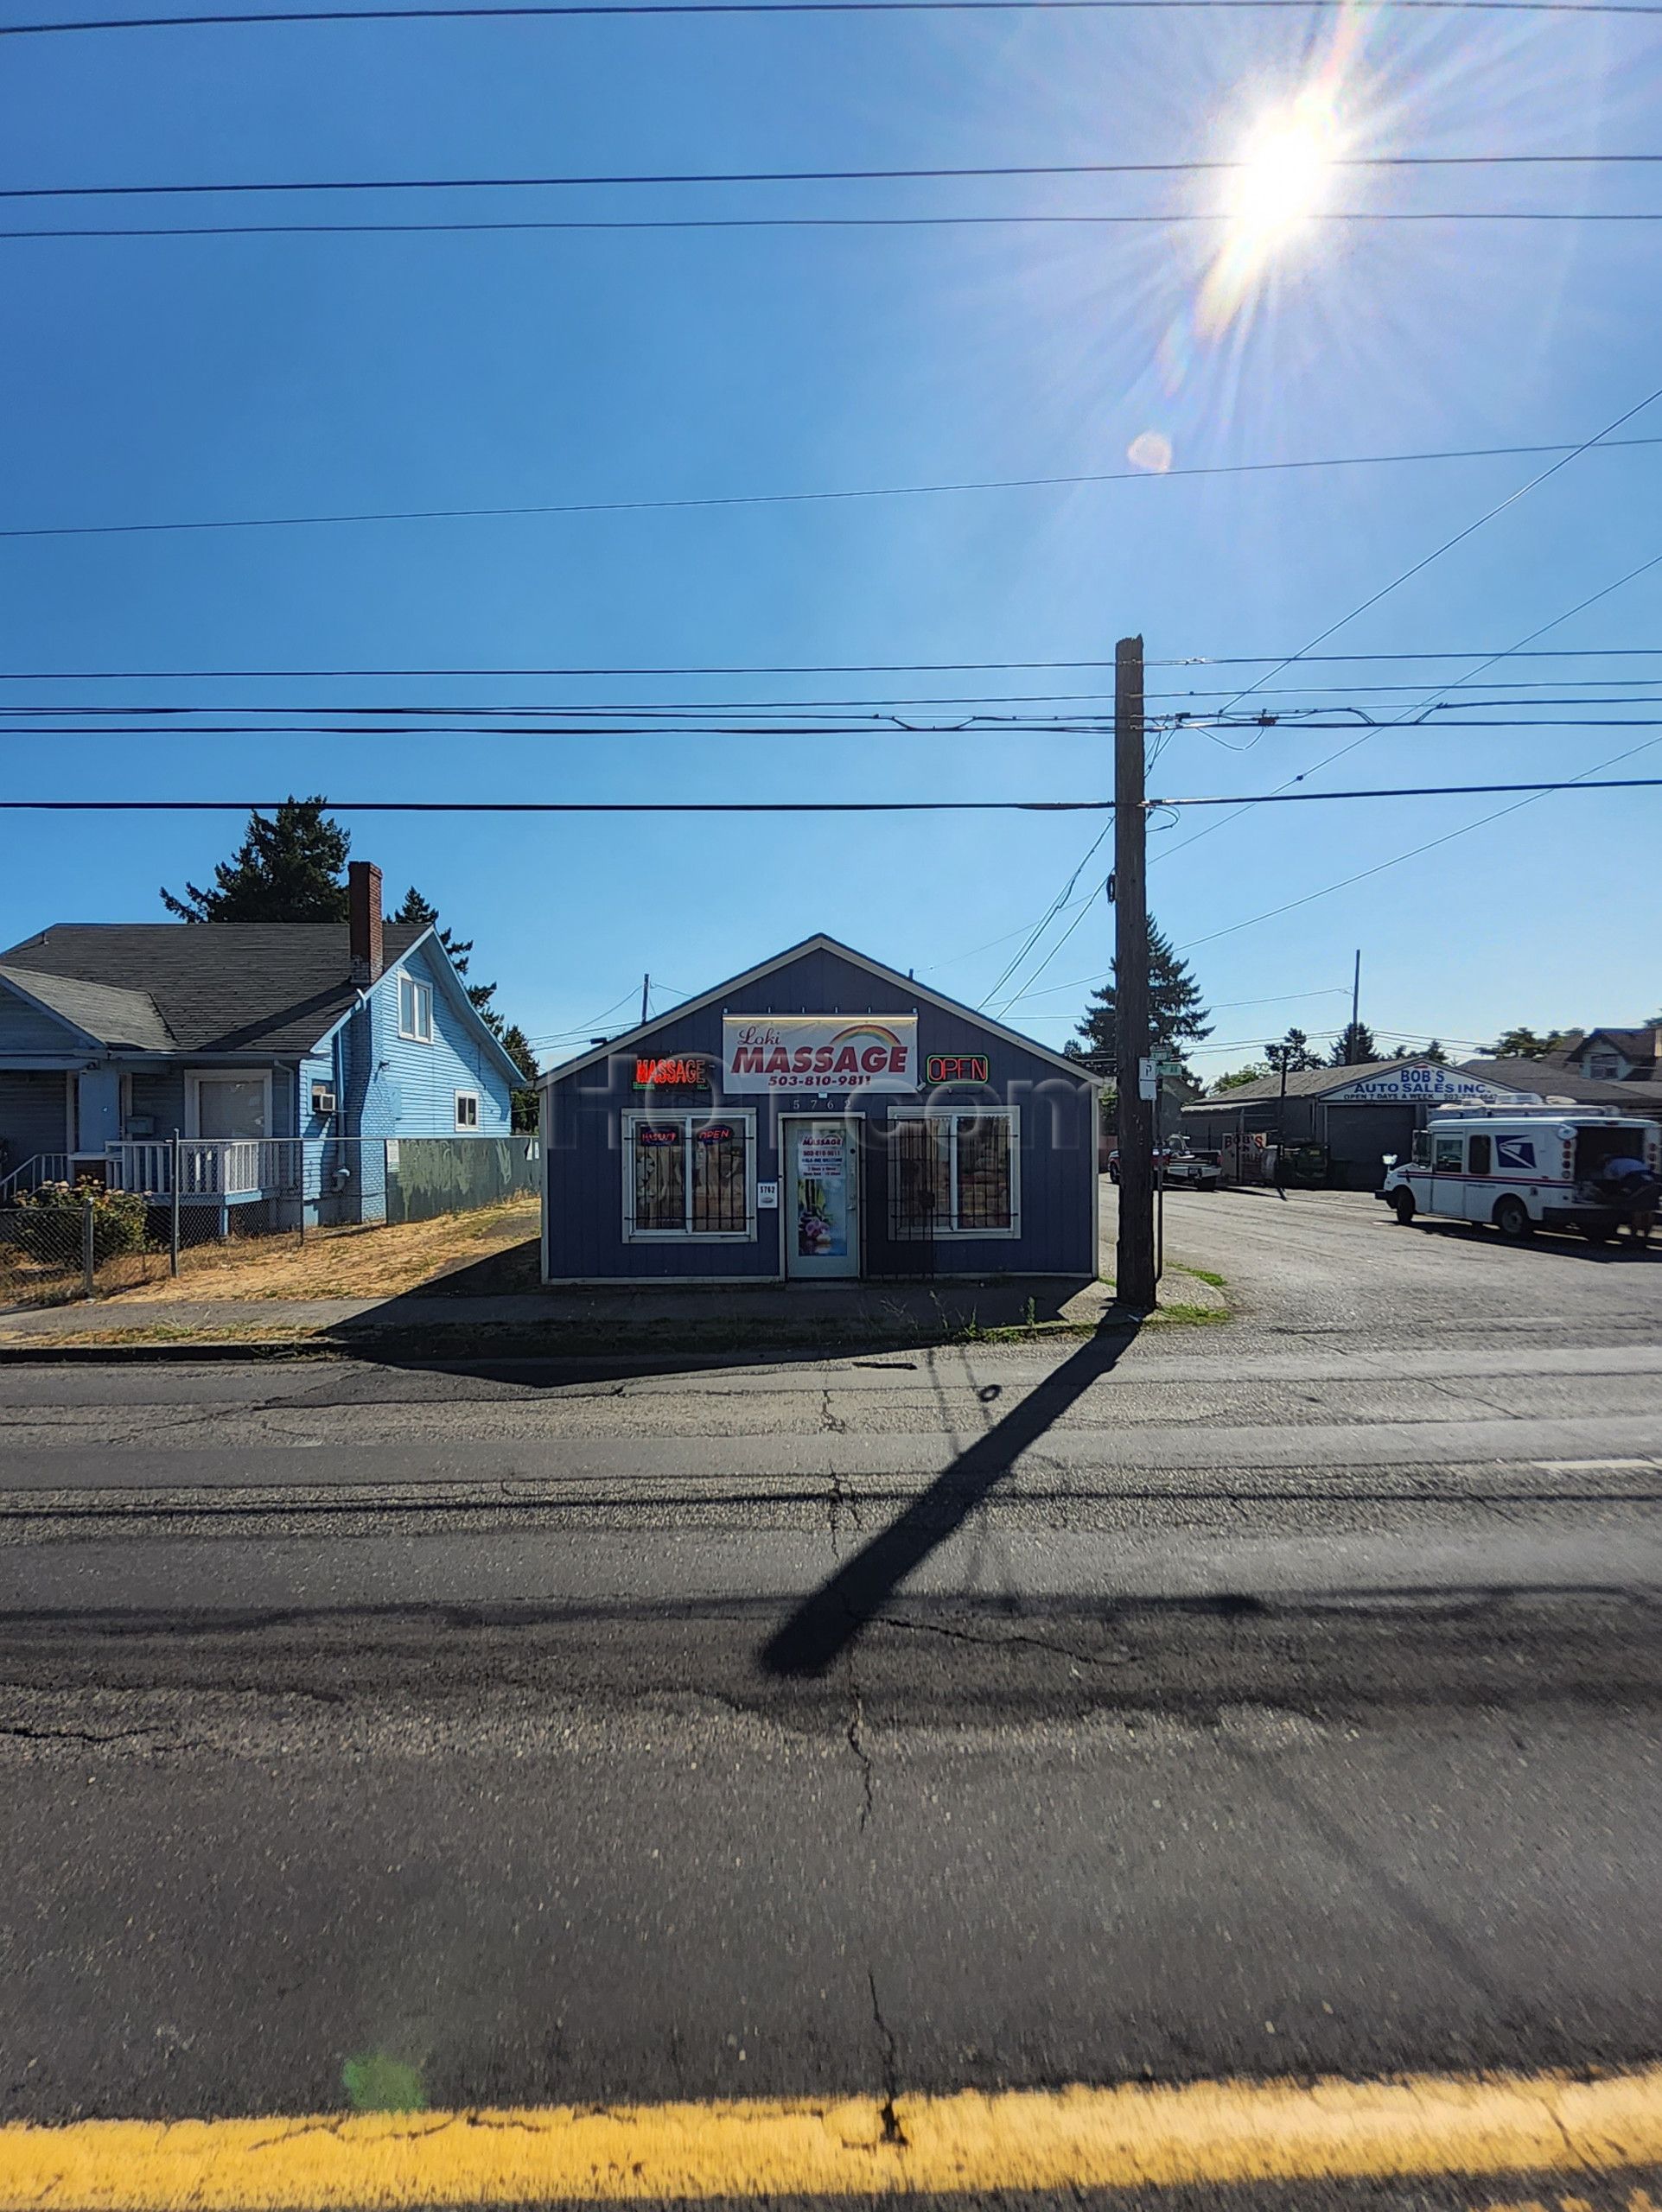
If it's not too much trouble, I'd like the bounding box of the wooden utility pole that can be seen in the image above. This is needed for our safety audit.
[1350,948,1361,1057]
[640,973,651,1027]
[1114,635,1156,1309]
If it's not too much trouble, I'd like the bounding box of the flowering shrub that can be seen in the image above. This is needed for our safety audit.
[14,1180,150,1262]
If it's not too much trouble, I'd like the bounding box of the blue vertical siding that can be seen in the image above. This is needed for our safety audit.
[543,944,1097,1283]
[0,1071,69,1166]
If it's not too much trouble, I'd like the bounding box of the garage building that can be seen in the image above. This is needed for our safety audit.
[1181,1060,1537,1190]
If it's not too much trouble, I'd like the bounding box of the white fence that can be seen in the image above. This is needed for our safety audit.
[105,1140,304,1199]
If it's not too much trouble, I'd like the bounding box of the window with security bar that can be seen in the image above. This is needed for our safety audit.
[625,1112,755,1239]
[888,1109,1019,1237]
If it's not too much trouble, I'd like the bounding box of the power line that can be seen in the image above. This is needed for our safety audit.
[2,714,1658,736]
[3,649,1660,681]
[10,210,1660,241]
[9,433,1661,545]
[1149,776,1662,800]
[0,796,1113,812]
[1176,736,1662,952]
[1201,381,1662,728]
[978,822,1111,1007]
[1152,543,1662,866]
[4,0,1659,35]
[1,777,1657,813]
[9,154,1656,202]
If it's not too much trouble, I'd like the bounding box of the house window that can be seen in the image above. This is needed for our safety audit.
[398,974,433,1043]
[1588,1051,1621,1080]
[455,1090,480,1130]
[889,1109,1019,1237]
[624,1112,754,1239]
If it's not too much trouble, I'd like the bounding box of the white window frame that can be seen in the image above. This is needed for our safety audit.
[398,973,434,1044]
[1588,1051,1621,1080]
[454,1089,481,1131]
[890,1105,1022,1239]
[622,1108,757,1242]
[184,1068,275,1141]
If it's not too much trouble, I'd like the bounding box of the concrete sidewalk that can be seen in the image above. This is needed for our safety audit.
[0,1271,1224,1355]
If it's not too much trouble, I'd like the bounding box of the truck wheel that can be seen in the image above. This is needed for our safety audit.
[1493,1196,1533,1239]
[1391,1190,1416,1225]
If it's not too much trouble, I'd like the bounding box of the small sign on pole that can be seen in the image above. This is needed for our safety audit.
[1137,1057,1158,1101]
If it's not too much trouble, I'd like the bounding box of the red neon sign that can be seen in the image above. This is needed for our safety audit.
[926,1053,990,1085]
[634,1056,710,1090]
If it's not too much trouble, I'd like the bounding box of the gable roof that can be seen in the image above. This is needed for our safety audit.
[0,963,174,1052]
[1564,1027,1659,1065]
[1186,1058,1409,1109]
[1459,1058,1662,1109]
[0,921,429,1056]
[539,932,1099,1088]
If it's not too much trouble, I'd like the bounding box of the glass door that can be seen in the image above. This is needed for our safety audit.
[786,1119,860,1279]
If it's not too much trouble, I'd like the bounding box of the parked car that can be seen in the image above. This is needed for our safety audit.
[1106,1146,1220,1190]
[1379,1107,1660,1244]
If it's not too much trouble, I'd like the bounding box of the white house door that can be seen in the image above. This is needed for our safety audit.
[76,1071,123,1154]
[786,1119,860,1279]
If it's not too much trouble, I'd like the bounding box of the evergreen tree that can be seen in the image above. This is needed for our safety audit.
[1067,919,1212,1076]
[1328,1020,1379,1065]
[1421,1039,1449,1065]
[394,886,503,1034]
[501,1023,540,1132]
[1266,1026,1323,1074]
[161,798,349,922]
[1491,1026,1567,1060]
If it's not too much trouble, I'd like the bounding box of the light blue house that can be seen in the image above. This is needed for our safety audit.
[0,863,524,1226]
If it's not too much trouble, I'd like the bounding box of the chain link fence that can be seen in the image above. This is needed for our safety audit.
[0,1136,541,1310]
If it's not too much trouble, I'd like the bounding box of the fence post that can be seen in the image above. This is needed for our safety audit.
[170,1132,181,1277]
[82,1193,96,1300]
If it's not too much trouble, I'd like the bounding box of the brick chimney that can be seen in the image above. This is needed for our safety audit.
[348,861,384,985]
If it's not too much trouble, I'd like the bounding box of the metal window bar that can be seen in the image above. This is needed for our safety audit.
[691,1121,748,1234]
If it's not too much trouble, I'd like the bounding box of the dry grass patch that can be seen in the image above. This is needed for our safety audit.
[117,1198,541,1304]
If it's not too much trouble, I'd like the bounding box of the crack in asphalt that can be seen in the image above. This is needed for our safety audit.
[866,1970,907,2147]
[870,1612,1128,1669]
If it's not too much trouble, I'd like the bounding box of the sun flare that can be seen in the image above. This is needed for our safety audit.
[1195,86,1346,337]
[1227,92,1342,249]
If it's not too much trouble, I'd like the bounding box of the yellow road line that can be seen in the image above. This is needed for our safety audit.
[3,2065,1660,2207]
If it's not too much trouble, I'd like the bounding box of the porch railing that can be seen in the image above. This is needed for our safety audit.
[105,1140,304,1198]
[0,1154,71,1201]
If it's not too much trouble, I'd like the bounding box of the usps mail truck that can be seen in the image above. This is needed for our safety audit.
[1379,1106,1660,1245]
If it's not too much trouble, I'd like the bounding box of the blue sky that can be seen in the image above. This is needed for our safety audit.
[2,0,1659,1076]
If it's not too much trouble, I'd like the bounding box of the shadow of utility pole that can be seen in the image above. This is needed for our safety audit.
[759,1320,1144,1680]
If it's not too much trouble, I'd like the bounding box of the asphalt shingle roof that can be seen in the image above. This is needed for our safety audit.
[1186,1058,1410,1109]
[1458,1058,1662,1110]
[0,923,426,1056]
[0,964,174,1052]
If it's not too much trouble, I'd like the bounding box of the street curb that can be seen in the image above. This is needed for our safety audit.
[0,1312,1176,1365]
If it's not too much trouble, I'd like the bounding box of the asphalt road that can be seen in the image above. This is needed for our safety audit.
[2,1188,1659,2202]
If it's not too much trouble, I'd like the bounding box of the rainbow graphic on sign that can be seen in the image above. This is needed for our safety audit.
[723,1014,919,1093]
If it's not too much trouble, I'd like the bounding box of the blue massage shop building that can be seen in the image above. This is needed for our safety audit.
[538,935,1100,1285]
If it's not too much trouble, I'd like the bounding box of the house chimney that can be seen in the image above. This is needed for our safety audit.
[348,861,384,984]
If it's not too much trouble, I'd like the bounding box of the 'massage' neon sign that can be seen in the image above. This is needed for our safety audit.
[634,1056,710,1090]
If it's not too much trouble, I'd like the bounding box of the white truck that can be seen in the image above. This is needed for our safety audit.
[1379,1105,1661,1246]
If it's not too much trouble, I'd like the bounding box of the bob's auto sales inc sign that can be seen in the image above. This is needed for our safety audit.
[723,1015,918,1093]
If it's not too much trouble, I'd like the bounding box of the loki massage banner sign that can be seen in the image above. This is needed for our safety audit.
[723,1014,919,1093]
